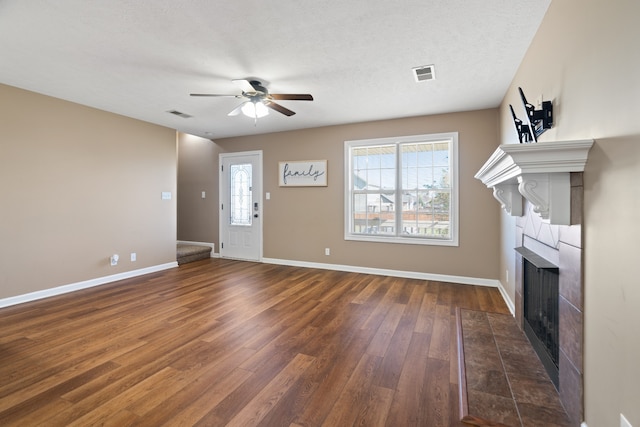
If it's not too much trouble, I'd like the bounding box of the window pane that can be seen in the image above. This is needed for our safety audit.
[403,144,418,167]
[367,151,381,169]
[380,168,395,190]
[401,192,451,238]
[352,192,395,235]
[367,168,381,188]
[352,145,396,191]
[433,142,450,166]
[352,171,366,190]
[434,166,450,188]
[353,147,368,168]
[353,193,367,214]
[432,190,450,214]
[417,148,432,167]
[380,148,396,168]
[230,164,252,226]
[418,167,433,189]
[402,166,418,190]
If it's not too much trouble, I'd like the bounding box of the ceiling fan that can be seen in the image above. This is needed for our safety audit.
[190,79,313,118]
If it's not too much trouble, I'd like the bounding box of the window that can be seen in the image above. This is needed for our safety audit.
[230,163,252,226]
[344,132,458,246]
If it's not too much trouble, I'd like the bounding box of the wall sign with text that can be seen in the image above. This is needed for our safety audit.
[278,160,327,187]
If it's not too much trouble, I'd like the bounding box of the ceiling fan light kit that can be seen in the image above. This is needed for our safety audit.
[190,79,313,122]
[240,101,269,118]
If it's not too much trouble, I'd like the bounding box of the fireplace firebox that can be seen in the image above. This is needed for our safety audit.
[516,247,560,388]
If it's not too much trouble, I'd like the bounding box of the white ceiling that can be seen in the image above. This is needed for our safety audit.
[0,1,550,139]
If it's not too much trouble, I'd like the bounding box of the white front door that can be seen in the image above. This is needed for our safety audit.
[219,151,263,261]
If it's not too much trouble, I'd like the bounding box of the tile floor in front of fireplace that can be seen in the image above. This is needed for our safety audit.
[459,309,573,427]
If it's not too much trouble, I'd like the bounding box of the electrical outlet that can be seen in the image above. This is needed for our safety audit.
[131,252,136,262]
[325,248,330,256]
[110,254,119,266]
[506,269,509,283]
[621,413,632,427]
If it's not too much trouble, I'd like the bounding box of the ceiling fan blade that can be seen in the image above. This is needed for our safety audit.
[228,102,247,116]
[265,101,295,116]
[270,94,314,101]
[232,79,257,93]
[190,93,238,97]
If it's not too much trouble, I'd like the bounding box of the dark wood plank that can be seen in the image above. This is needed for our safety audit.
[225,353,315,427]
[422,357,451,426]
[385,331,431,426]
[428,303,452,360]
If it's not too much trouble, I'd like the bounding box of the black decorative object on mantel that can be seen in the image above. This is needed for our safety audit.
[510,87,554,143]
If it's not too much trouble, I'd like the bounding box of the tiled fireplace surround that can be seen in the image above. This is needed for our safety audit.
[514,172,584,424]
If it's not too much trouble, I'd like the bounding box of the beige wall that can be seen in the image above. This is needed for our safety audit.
[177,133,220,243]
[193,109,501,280]
[0,84,177,301]
[498,0,640,425]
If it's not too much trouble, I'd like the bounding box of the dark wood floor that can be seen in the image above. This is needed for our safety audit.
[0,258,510,426]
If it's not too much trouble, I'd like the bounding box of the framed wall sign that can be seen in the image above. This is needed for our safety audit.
[278,160,328,187]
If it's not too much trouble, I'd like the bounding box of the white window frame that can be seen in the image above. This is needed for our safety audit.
[344,132,459,246]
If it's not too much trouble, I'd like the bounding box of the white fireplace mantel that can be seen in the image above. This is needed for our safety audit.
[474,139,594,225]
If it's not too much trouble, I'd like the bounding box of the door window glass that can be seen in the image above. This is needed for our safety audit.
[230,164,252,226]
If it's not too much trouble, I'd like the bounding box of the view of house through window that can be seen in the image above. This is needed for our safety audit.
[345,133,458,246]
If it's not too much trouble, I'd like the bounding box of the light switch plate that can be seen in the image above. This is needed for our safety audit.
[161,191,171,200]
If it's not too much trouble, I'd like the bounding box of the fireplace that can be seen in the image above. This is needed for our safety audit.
[475,140,591,425]
[519,250,560,387]
[512,202,584,425]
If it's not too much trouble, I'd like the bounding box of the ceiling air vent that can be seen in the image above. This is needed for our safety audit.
[412,65,435,82]
[167,110,192,119]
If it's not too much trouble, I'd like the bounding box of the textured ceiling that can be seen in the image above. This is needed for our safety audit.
[0,1,550,139]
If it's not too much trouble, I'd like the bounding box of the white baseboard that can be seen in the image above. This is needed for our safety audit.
[0,262,178,309]
[262,257,512,310]
[497,281,515,316]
